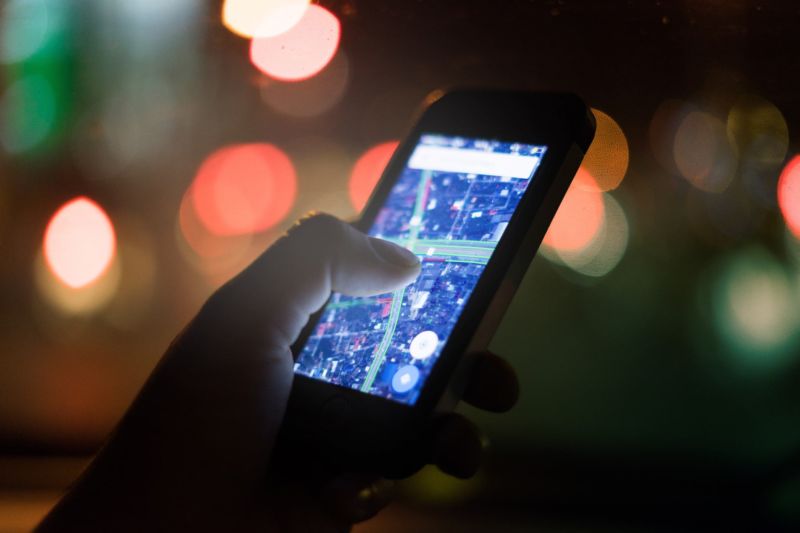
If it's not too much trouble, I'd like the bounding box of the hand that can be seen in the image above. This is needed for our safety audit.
[38,214,518,532]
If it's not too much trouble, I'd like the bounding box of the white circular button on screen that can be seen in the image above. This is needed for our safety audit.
[409,330,439,360]
[391,365,420,393]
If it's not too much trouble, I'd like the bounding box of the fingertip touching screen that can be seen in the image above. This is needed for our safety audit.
[295,134,547,404]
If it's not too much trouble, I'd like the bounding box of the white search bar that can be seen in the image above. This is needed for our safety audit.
[408,145,541,179]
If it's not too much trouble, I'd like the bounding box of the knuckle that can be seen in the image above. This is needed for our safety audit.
[288,212,345,244]
[286,213,350,266]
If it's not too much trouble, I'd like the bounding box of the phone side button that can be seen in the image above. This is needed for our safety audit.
[319,396,352,430]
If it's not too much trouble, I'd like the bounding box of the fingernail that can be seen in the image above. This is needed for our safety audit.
[370,238,420,268]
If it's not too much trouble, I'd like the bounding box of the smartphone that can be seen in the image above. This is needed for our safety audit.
[281,90,595,475]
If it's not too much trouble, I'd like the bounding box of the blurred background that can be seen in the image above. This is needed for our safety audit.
[1,0,799,531]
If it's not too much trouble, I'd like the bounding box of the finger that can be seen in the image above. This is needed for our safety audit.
[321,474,395,524]
[430,414,484,479]
[461,351,519,413]
[219,212,421,346]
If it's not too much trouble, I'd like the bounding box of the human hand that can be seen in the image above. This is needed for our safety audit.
[38,214,518,532]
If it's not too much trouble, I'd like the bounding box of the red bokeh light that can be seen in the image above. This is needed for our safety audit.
[543,168,605,251]
[43,197,116,288]
[191,143,297,236]
[249,4,340,82]
[778,155,800,239]
[348,141,399,213]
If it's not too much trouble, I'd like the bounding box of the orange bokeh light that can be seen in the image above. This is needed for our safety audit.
[348,141,399,213]
[249,4,340,82]
[778,155,800,239]
[191,143,297,236]
[581,109,629,192]
[43,197,116,289]
[542,169,605,252]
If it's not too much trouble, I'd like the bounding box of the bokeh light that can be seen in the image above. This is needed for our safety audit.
[673,111,737,193]
[114,0,201,56]
[581,109,629,191]
[727,95,789,165]
[249,4,340,82]
[778,156,800,240]
[0,74,57,154]
[0,0,51,64]
[728,95,789,207]
[222,0,310,39]
[348,141,399,213]
[178,190,253,263]
[98,79,178,171]
[43,197,116,289]
[542,169,605,252]
[190,143,297,236]
[649,99,692,172]
[712,248,800,368]
[552,193,629,278]
[35,248,121,316]
[177,189,272,288]
[260,52,349,118]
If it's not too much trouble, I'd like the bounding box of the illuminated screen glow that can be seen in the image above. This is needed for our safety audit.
[295,134,547,404]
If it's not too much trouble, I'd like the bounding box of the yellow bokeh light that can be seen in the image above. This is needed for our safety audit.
[34,249,120,316]
[222,0,310,39]
[673,111,737,193]
[727,94,789,167]
[581,109,629,192]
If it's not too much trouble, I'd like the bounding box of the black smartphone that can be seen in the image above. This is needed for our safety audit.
[281,90,595,475]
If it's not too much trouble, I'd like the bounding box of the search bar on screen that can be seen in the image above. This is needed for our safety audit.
[408,145,541,179]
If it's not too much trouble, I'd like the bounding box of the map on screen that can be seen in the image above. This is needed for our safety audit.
[294,134,547,404]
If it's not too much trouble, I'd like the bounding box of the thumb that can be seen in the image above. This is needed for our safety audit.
[218,213,421,347]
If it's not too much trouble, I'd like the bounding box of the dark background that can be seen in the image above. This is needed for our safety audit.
[1,1,799,531]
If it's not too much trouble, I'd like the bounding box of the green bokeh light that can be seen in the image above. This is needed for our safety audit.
[0,0,51,64]
[0,74,57,153]
[712,247,800,371]
[0,0,73,156]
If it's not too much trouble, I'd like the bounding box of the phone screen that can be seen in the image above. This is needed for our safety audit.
[295,134,547,405]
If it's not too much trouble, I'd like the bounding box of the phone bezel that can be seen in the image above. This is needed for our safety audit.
[287,90,594,434]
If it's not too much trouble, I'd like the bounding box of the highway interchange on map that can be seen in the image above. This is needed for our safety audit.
[295,136,546,404]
